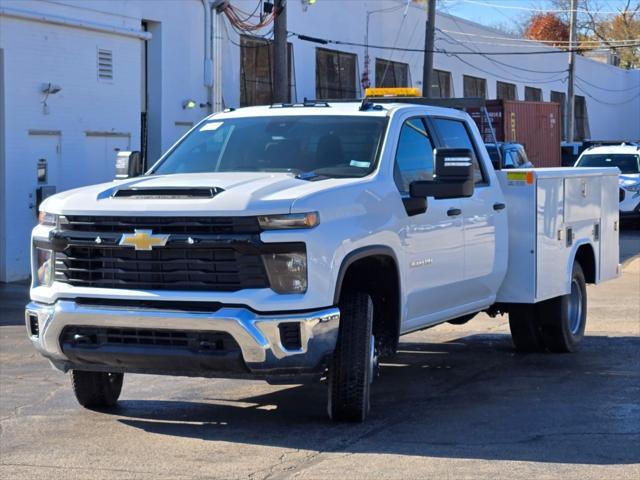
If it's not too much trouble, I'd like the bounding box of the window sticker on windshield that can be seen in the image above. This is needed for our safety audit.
[350,160,371,168]
[200,122,223,132]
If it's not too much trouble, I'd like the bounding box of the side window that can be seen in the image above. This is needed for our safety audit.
[515,147,528,167]
[431,118,486,184]
[503,150,516,168]
[394,118,434,193]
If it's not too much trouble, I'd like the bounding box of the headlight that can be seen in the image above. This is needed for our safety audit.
[258,212,319,230]
[623,183,640,193]
[34,248,54,287]
[38,211,58,226]
[262,252,307,293]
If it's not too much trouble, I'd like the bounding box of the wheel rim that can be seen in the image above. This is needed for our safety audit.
[568,278,583,335]
[369,335,378,384]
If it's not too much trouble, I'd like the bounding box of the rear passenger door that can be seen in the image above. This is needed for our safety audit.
[430,117,504,307]
[393,117,466,331]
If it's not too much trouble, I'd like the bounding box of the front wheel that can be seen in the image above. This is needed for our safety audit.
[327,292,376,422]
[71,370,123,408]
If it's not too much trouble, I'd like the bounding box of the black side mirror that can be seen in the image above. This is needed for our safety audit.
[409,148,475,200]
[115,151,143,180]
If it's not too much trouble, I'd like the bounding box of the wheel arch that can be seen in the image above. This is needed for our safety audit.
[572,242,597,284]
[334,246,402,355]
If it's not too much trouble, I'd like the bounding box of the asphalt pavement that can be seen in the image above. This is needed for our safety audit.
[1,228,639,479]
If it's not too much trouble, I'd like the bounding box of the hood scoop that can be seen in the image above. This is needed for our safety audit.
[112,187,224,199]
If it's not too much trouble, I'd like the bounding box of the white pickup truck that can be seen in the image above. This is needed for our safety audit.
[27,96,619,422]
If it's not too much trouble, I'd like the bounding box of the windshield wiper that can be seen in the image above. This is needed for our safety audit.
[295,171,331,181]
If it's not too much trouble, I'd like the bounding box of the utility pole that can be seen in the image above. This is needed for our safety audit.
[422,0,436,98]
[566,0,578,142]
[273,0,288,103]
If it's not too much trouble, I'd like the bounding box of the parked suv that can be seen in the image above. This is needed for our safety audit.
[574,144,640,221]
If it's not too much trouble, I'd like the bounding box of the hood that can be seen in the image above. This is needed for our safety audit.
[619,173,640,185]
[41,172,351,216]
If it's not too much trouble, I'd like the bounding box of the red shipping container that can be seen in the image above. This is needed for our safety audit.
[468,100,562,168]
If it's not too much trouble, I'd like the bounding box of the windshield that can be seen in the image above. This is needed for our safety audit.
[151,115,388,178]
[576,153,640,174]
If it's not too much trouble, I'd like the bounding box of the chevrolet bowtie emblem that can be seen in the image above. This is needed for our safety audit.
[119,229,169,251]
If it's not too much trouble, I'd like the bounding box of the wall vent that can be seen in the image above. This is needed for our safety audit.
[97,49,113,81]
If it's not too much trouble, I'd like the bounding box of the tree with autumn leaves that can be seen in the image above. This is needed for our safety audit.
[522,0,640,69]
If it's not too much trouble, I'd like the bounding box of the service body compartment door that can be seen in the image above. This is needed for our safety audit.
[599,174,620,282]
[536,177,569,300]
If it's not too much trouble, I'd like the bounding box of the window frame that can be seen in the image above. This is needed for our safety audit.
[375,57,410,88]
[427,115,489,187]
[315,47,358,99]
[524,86,543,102]
[392,116,437,195]
[496,81,517,101]
[463,75,487,99]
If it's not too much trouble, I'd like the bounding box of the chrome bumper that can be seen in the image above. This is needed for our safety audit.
[25,300,339,378]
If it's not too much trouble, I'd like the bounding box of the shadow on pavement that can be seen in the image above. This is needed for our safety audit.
[112,334,640,466]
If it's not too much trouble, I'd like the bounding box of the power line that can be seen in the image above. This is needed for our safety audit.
[575,79,640,105]
[436,29,569,77]
[575,75,640,92]
[455,0,633,15]
[289,31,640,55]
[438,28,640,46]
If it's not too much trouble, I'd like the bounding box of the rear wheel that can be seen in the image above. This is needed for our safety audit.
[71,370,123,408]
[539,262,587,353]
[327,292,376,422]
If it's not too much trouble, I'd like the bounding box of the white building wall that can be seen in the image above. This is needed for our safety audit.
[222,1,639,141]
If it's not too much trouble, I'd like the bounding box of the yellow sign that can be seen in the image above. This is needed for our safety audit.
[507,171,534,185]
[119,229,170,251]
[365,87,420,98]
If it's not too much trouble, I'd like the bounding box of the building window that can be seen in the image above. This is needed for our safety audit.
[496,81,517,100]
[525,86,542,101]
[240,35,293,107]
[431,69,452,98]
[574,95,590,141]
[550,90,566,139]
[375,58,409,87]
[316,48,358,99]
[97,49,113,81]
[463,75,486,98]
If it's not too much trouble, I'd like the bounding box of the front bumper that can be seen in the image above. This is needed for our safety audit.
[25,300,339,382]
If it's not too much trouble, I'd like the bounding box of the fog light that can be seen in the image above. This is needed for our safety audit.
[28,314,40,337]
[262,252,307,293]
[35,248,54,287]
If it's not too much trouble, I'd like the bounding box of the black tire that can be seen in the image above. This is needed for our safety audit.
[327,292,375,422]
[538,262,587,353]
[71,370,123,408]
[508,304,545,352]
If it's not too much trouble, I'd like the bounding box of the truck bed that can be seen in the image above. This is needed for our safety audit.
[496,167,619,304]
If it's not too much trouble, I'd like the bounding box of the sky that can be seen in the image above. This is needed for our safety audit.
[437,0,636,32]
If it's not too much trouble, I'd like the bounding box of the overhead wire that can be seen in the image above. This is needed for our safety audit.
[453,0,634,15]
[575,78,640,105]
[289,32,640,55]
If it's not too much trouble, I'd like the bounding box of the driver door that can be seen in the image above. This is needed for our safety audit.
[393,117,466,332]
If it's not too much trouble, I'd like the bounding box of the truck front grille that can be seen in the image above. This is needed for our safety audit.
[60,215,261,234]
[54,245,269,291]
[61,326,240,353]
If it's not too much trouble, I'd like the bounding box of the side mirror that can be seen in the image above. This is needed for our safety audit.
[115,151,143,180]
[409,148,475,200]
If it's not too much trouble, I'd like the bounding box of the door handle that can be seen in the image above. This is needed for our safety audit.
[447,208,462,217]
[493,202,506,211]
